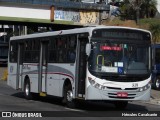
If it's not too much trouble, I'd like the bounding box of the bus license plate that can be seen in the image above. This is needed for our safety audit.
[117,92,128,97]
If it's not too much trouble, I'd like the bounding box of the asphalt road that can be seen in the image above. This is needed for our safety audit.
[0,67,160,120]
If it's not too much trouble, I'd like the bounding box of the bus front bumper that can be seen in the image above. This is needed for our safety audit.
[85,85,151,101]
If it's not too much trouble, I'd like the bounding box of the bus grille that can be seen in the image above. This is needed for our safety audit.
[107,87,138,91]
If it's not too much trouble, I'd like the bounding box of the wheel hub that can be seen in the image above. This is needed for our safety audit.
[67,90,73,102]
[25,84,29,96]
[156,79,160,88]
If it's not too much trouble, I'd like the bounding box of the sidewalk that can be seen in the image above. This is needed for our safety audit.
[147,89,160,105]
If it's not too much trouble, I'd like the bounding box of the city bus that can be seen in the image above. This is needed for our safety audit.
[7,26,152,109]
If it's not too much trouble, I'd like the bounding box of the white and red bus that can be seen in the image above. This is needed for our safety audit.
[8,26,152,109]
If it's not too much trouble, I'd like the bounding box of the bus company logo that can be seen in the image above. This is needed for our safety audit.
[2,112,11,117]
[1,112,42,118]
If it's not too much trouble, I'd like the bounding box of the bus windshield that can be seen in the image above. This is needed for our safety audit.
[88,41,150,76]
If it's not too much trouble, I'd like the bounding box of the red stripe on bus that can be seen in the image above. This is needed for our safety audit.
[47,72,74,81]
[21,72,74,81]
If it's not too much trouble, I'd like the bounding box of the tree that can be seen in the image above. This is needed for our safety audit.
[149,23,160,43]
[128,0,145,24]
[119,0,135,20]
[119,0,157,23]
[140,0,157,18]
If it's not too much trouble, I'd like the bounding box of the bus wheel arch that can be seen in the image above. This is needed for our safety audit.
[62,79,76,108]
[62,79,72,96]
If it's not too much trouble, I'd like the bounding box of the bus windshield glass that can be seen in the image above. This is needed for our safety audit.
[88,41,150,76]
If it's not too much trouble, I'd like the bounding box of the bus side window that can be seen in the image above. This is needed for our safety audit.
[32,40,40,62]
[68,50,76,63]
[23,39,40,63]
[57,37,67,63]
[24,41,31,62]
[10,42,18,62]
[67,35,77,63]
[49,37,57,63]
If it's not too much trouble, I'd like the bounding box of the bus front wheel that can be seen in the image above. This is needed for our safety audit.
[63,85,76,108]
[114,101,128,110]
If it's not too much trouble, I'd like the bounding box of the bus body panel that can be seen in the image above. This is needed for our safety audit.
[47,77,60,96]
[46,64,75,97]
[7,63,17,89]
[29,74,39,93]
[46,64,60,96]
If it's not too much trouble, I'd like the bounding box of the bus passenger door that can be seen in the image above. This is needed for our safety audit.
[16,43,24,89]
[39,42,48,93]
[76,34,88,97]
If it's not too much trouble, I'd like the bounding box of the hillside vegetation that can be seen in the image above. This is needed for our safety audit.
[103,18,160,43]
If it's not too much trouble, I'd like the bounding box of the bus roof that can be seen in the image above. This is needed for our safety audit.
[10,26,151,41]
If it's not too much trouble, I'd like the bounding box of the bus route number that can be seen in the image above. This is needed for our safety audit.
[132,83,138,88]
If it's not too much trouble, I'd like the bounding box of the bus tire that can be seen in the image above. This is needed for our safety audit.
[153,76,160,90]
[114,101,128,110]
[63,84,76,108]
[24,80,33,100]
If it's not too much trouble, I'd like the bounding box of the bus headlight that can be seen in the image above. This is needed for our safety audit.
[138,83,150,92]
[88,77,95,85]
[88,77,107,90]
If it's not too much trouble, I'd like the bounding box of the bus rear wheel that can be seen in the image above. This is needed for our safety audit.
[114,101,128,110]
[63,84,76,108]
[24,80,33,100]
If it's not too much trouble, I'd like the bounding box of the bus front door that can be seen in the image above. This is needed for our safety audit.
[39,42,48,93]
[76,35,88,97]
[16,43,24,90]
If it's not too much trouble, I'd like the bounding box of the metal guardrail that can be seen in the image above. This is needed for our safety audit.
[0,0,110,11]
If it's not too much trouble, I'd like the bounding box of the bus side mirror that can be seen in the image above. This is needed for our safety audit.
[86,43,91,56]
